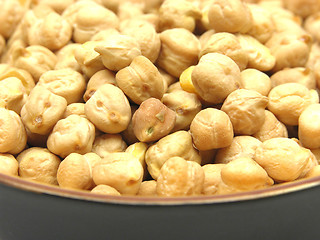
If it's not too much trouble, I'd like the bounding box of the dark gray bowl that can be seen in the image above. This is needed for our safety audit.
[1,172,320,240]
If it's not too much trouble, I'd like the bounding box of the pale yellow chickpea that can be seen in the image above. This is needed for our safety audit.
[99,0,120,12]
[254,137,314,182]
[17,147,61,185]
[305,165,320,178]
[63,103,86,119]
[37,69,86,104]
[55,43,82,73]
[190,108,234,151]
[0,154,19,176]
[166,82,183,93]
[268,83,319,126]
[57,152,101,190]
[85,84,132,134]
[157,28,200,78]
[157,156,204,197]
[132,98,176,143]
[47,115,96,158]
[125,142,148,179]
[145,130,201,180]
[192,53,241,104]
[311,149,320,164]
[306,43,320,89]
[240,69,271,96]
[202,164,225,195]
[62,1,99,25]
[208,0,253,33]
[117,1,144,21]
[199,30,216,48]
[282,0,320,18]
[137,180,157,196]
[92,152,144,195]
[161,90,202,131]
[116,56,164,105]
[90,28,120,42]
[221,89,269,135]
[21,86,67,135]
[92,134,127,159]
[215,136,262,164]
[304,12,320,43]
[32,0,76,14]
[0,108,27,155]
[91,185,121,196]
[1,39,27,65]
[253,110,288,142]
[159,68,177,93]
[270,67,316,90]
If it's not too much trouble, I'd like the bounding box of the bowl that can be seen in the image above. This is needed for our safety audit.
[1,172,320,240]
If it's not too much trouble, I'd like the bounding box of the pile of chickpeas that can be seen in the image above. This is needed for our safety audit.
[1,0,320,197]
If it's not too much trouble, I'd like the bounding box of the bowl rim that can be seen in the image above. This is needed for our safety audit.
[1,172,320,205]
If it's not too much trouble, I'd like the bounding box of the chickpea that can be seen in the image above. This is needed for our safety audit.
[304,12,320,43]
[306,43,320,88]
[47,115,96,158]
[63,103,86,119]
[192,53,241,104]
[282,0,320,18]
[159,68,177,93]
[0,154,19,176]
[17,147,61,185]
[305,165,320,178]
[92,152,144,195]
[57,152,101,190]
[37,69,86,104]
[91,185,121,196]
[199,30,216,48]
[116,56,165,105]
[166,82,183,93]
[202,164,225,195]
[145,130,201,180]
[221,89,269,135]
[21,86,67,135]
[190,108,234,151]
[267,83,319,126]
[117,1,144,21]
[132,98,176,143]
[1,39,27,65]
[254,137,314,182]
[137,180,157,196]
[121,105,139,145]
[240,69,272,96]
[215,136,262,164]
[33,0,76,14]
[55,43,82,73]
[311,148,320,164]
[157,28,200,78]
[157,156,204,197]
[90,28,120,42]
[125,142,148,178]
[99,0,120,13]
[179,65,197,94]
[85,84,131,134]
[92,134,127,159]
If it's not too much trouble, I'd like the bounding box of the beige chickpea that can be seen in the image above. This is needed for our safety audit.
[55,43,82,73]
[0,108,27,155]
[132,98,176,143]
[12,45,57,82]
[17,147,61,185]
[117,1,144,21]
[253,110,288,142]
[33,0,76,14]
[159,68,177,93]
[90,28,120,42]
[268,83,319,126]
[116,56,164,105]
[300,148,319,178]
[208,0,253,33]
[282,0,320,18]
[166,82,183,93]
[215,136,262,164]
[0,154,19,176]
[157,28,200,78]
[272,14,305,35]
[270,67,316,90]
[305,165,320,179]
[62,1,99,25]
[254,137,314,182]
[161,90,202,131]
[157,156,204,197]
[37,69,86,104]
[199,29,216,48]
[190,108,234,151]
[311,148,320,164]
[91,185,121,196]
[47,115,96,158]
[240,69,272,96]
[63,103,86,119]
[125,142,148,179]
[202,164,225,195]
[158,0,201,32]
[199,32,248,71]
[304,12,320,43]
[237,34,276,72]
[192,53,241,104]
[145,130,201,180]
[221,89,269,135]
[121,105,139,145]
[57,152,101,190]
[1,39,27,65]
[92,152,144,195]
[137,180,157,196]
[94,34,141,71]
[85,84,131,134]
[21,86,67,135]
[306,43,320,89]
[92,134,127,159]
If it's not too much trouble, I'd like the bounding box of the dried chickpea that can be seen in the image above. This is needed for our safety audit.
[54,43,82,73]
[47,115,96,158]
[63,103,86,119]
[92,134,127,159]
[137,180,157,196]
[202,164,225,195]
[121,105,139,145]
[21,86,67,135]
[199,29,216,48]
[179,66,197,94]
[91,185,121,196]
[240,69,272,96]
[92,152,144,195]
[37,69,86,104]
[17,147,61,185]
[117,1,144,21]
[267,83,319,126]
[125,142,148,178]
[0,108,27,155]
[166,82,183,93]
[305,165,320,178]
[306,43,320,88]
[190,108,234,151]
[1,39,27,65]
[157,28,200,78]
[221,89,269,135]
[145,130,201,180]
[282,0,320,18]
[85,84,131,134]
[132,98,176,143]
[311,149,320,164]
[90,28,120,42]
[32,0,76,14]
[160,68,177,93]
[116,56,165,105]
[157,156,204,197]
[215,136,262,164]
[304,12,320,43]
[0,154,19,176]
